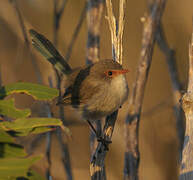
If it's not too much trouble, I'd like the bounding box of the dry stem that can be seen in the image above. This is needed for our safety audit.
[53,1,73,179]
[105,0,126,64]
[124,0,166,179]
[86,0,105,178]
[156,24,185,154]
[90,0,126,179]
[179,29,193,180]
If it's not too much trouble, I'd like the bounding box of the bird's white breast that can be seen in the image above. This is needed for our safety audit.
[81,74,128,120]
[110,74,128,106]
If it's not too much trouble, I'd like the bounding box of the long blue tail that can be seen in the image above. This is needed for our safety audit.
[29,29,72,74]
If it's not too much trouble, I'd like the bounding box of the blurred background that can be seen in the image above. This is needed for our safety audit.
[0,0,192,179]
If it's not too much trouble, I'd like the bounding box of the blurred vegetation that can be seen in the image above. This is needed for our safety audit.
[0,0,192,179]
[0,82,64,179]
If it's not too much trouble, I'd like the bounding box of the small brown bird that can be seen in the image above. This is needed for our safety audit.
[29,29,129,145]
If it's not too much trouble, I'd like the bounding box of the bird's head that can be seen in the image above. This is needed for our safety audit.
[90,59,129,82]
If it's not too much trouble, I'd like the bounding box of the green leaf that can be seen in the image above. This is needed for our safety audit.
[0,117,62,131]
[0,118,70,136]
[1,144,27,158]
[0,82,58,100]
[0,156,41,179]
[0,99,30,119]
[29,126,55,135]
[0,131,14,143]
[14,127,55,137]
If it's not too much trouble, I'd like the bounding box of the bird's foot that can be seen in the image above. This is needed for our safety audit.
[97,136,112,151]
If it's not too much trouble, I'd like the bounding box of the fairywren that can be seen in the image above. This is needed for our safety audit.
[29,29,129,146]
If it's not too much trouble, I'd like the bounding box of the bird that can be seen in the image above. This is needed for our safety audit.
[29,29,129,148]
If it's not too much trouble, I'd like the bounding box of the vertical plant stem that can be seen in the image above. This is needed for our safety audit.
[56,129,73,180]
[124,1,166,179]
[46,131,52,180]
[10,0,42,83]
[155,24,185,155]
[65,2,87,62]
[179,29,193,180]
[86,0,104,64]
[12,2,55,178]
[90,0,126,179]
[90,111,118,180]
[53,1,73,179]
[86,0,105,178]
[86,0,104,153]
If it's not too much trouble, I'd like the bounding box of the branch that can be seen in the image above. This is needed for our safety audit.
[86,0,104,64]
[90,111,118,179]
[10,0,29,45]
[56,128,73,180]
[90,0,126,179]
[11,2,57,179]
[179,28,193,180]
[52,1,73,179]
[10,0,42,84]
[86,1,104,176]
[156,24,185,154]
[124,0,167,179]
[105,0,126,63]
[65,2,87,62]
[46,131,52,179]
[53,0,68,45]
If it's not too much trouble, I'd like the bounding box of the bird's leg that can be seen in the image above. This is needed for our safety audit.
[86,120,112,151]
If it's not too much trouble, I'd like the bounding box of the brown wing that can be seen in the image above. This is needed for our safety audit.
[59,68,82,105]
[78,79,101,106]
[62,67,81,88]
[70,66,101,107]
[60,91,72,105]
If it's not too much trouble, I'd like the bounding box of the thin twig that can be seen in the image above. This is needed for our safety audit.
[90,111,118,179]
[44,77,56,180]
[90,0,126,179]
[53,1,73,179]
[46,132,52,180]
[86,0,105,177]
[86,0,104,64]
[10,0,29,45]
[58,0,68,18]
[56,129,73,180]
[124,1,166,179]
[155,24,185,154]
[10,0,42,83]
[86,0,104,158]
[53,0,68,45]
[179,28,193,180]
[65,1,87,62]
[11,1,57,179]
[105,0,126,64]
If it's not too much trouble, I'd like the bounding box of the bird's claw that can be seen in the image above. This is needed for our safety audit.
[97,136,112,151]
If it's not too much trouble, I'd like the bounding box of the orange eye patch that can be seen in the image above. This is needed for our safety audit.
[105,69,129,77]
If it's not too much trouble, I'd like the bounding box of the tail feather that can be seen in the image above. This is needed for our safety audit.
[29,29,72,74]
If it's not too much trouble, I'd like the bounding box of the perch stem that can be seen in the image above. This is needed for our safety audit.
[124,0,167,179]
[53,0,73,179]
[155,24,185,154]
[179,28,193,180]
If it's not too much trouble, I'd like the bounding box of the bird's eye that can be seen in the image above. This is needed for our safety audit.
[108,71,113,76]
